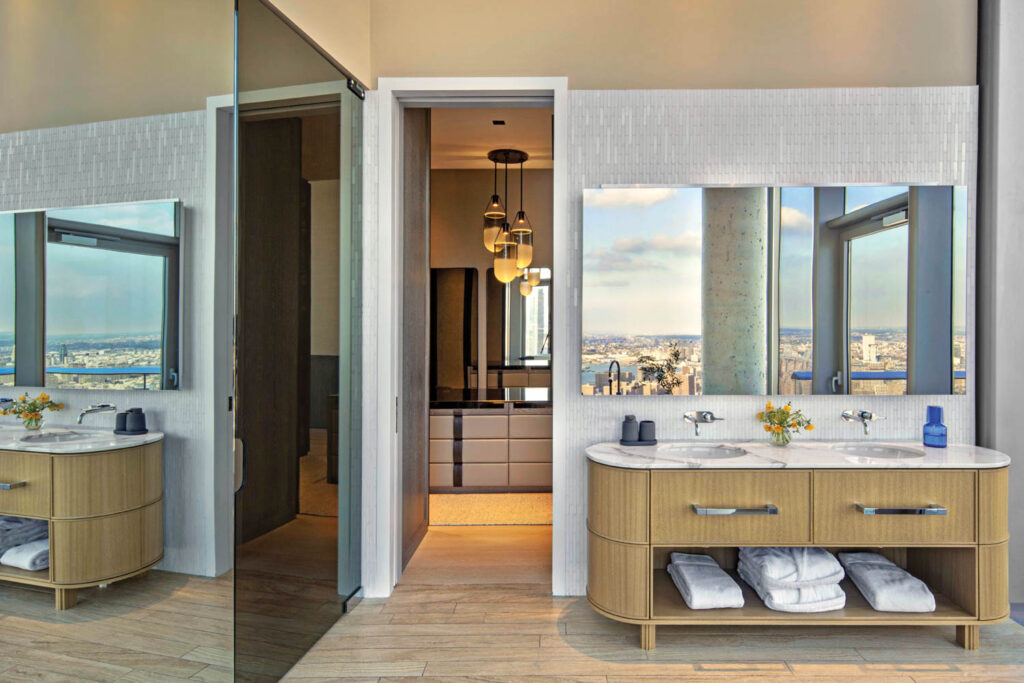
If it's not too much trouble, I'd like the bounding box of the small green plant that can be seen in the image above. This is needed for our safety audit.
[636,341,684,395]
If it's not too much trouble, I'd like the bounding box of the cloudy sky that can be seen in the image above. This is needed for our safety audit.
[1,202,174,339]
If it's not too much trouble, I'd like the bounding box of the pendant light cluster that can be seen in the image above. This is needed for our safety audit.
[482,149,540,293]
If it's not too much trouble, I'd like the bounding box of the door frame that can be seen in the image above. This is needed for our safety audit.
[363,77,569,598]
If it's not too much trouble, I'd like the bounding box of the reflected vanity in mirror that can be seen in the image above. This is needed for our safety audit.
[582,186,968,396]
[0,200,181,390]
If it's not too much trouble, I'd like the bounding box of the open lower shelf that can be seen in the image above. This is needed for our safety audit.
[652,569,975,625]
[0,561,50,584]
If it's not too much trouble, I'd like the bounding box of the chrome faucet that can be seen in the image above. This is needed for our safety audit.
[683,410,724,437]
[841,409,884,435]
[607,360,622,395]
[78,403,116,424]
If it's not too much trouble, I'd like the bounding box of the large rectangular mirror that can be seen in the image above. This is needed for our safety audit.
[0,200,181,390]
[582,186,968,396]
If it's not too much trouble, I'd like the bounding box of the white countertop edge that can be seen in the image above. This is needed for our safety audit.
[585,440,1011,470]
[0,425,165,454]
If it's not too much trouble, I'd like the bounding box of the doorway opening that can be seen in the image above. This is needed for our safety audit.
[398,104,555,586]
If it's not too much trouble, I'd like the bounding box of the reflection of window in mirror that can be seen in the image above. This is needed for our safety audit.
[845,185,908,213]
[18,201,182,391]
[952,187,968,395]
[777,187,814,395]
[0,214,13,386]
[510,267,551,365]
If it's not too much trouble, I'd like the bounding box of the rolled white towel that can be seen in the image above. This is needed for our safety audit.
[0,538,49,571]
[838,552,935,613]
[666,553,744,609]
[738,547,844,590]
[738,562,845,613]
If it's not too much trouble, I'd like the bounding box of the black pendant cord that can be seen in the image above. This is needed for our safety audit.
[519,161,524,213]
[503,160,509,224]
[493,160,498,196]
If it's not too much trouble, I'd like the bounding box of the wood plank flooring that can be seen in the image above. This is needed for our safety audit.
[285,525,1024,682]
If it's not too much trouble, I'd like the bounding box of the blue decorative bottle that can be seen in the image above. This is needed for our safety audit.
[923,405,947,448]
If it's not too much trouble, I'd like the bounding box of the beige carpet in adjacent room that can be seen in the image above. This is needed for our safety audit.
[428,492,552,525]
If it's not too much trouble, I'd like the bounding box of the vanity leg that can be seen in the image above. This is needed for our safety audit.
[641,624,656,650]
[55,588,78,610]
[956,624,980,650]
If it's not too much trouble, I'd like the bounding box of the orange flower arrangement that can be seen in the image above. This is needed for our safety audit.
[756,401,813,447]
[0,392,64,430]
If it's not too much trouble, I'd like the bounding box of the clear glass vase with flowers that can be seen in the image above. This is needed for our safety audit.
[757,401,813,447]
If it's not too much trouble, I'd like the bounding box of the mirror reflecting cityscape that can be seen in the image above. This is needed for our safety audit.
[582,186,968,396]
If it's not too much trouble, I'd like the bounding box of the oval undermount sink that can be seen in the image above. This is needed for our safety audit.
[20,430,89,444]
[831,442,925,460]
[657,443,748,460]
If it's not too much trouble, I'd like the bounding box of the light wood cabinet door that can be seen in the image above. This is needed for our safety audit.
[651,470,811,545]
[814,470,975,544]
[0,451,50,518]
[588,531,648,620]
[588,462,648,544]
[51,501,162,585]
[52,444,162,518]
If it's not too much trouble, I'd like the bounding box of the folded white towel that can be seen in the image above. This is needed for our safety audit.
[738,562,846,613]
[838,552,935,613]
[666,553,744,610]
[0,538,49,571]
[0,516,49,555]
[738,547,844,590]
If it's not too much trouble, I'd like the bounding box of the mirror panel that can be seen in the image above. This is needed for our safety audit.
[581,185,968,396]
[0,200,180,390]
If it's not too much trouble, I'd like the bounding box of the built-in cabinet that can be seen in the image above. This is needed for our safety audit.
[429,409,552,491]
[0,441,163,609]
[587,459,1009,650]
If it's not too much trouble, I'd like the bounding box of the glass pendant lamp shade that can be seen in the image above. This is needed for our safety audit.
[483,194,506,220]
[527,268,541,286]
[493,240,518,283]
[482,216,503,252]
[515,229,534,269]
[493,224,514,248]
[520,279,533,296]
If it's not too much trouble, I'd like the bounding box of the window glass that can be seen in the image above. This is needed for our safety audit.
[581,187,702,395]
[0,214,13,386]
[522,268,551,364]
[48,201,176,236]
[777,188,813,394]
[848,225,909,395]
[45,243,166,390]
[845,186,908,213]
[952,186,968,394]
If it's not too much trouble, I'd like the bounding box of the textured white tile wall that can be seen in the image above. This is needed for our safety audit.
[0,112,220,576]
[554,87,979,595]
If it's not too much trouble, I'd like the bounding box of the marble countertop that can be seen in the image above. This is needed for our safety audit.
[586,440,1011,470]
[0,424,164,454]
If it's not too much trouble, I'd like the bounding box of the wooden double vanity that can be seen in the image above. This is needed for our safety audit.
[586,441,1010,650]
[0,427,164,609]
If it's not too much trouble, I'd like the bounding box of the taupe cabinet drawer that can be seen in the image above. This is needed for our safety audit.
[814,470,975,544]
[651,470,811,545]
[429,439,508,463]
[509,439,552,462]
[509,463,551,487]
[429,414,509,439]
[509,415,551,438]
[0,450,51,518]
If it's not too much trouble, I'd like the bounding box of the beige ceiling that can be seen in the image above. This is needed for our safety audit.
[430,107,553,170]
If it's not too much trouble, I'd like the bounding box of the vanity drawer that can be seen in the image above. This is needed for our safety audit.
[814,470,975,544]
[509,463,551,487]
[509,439,552,462]
[52,444,162,518]
[51,500,163,585]
[509,414,551,438]
[651,470,811,545]
[0,451,51,518]
[429,439,508,463]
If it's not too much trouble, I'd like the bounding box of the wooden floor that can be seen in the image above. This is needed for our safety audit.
[0,568,234,682]
[284,525,1024,681]
[400,526,552,585]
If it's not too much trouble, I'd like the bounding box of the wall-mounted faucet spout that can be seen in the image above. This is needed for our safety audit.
[78,403,117,424]
[607,360,622,395]
[683,410,724,437]
[841,409,884,435]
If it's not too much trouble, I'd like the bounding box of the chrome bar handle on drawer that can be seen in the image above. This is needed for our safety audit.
[856,503,947,516]
[692,503,778,516]
[0,481,27,490]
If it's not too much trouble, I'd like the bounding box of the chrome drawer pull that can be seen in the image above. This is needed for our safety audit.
[693,503,778,516]
[856,503,947,516]
[0,481,27,490]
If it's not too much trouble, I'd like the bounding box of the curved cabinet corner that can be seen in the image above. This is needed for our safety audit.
[588,461,648,543]
[587,530,648,620]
